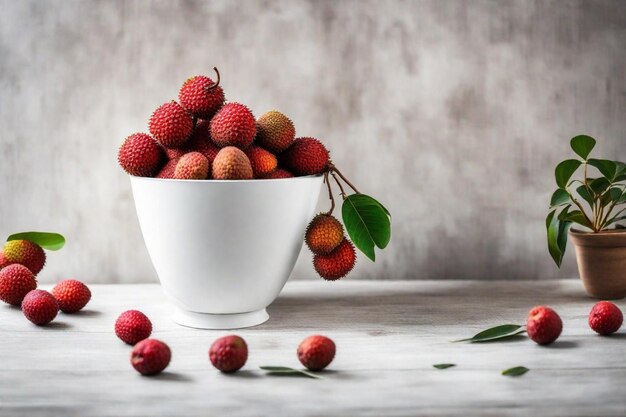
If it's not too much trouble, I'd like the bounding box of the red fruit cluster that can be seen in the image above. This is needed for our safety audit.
[305,214,356,281]
[117,68,331,180]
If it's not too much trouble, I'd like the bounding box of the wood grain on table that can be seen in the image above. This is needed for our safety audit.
[1,280,624,417]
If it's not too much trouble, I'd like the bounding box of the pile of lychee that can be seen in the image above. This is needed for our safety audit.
[0,239,91,324]
[114,309,335,376]
[117,67,358,281]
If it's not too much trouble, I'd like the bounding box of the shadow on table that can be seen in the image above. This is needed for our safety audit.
[151,371,193,382]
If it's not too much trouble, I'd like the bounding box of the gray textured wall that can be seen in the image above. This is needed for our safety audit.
[1,0,625,283]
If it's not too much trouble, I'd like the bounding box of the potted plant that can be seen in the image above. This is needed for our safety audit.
[547,135,626,299]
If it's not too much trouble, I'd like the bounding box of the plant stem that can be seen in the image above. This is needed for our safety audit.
[330,171,347,199]
[207,67,221,90]
[323,171,335,215]
[567,192,596,231]
[329,164,360,194]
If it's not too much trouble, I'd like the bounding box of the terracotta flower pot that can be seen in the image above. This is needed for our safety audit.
[569,229,626,299]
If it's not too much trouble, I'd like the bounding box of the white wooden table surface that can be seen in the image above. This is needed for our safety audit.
[1,280,625,417]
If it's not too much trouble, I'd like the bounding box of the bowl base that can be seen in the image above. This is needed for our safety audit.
[172,307,269,329]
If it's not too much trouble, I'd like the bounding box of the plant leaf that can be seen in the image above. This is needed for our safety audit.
[575,186,594,208]
[606,208,626,227]
[433,363,456,369]
[555,160,582,188]
[589,177,610,194]
[550,189,571,207]
[502,366,529,377]
[560,210,592,228]
[588,159,617,180]
[546,210,563,267]
[259,366,323,379]
[615,161,626,177]
[342,194,392,261]
[570,135,596,160]
[452,324,526,343]
[7,232,66,251]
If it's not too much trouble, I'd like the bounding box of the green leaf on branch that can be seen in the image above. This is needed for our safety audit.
[588,159,617,180]
[606,208,626,227]
[502,366,529,377]
[7,232,66,251]
[433,364,456,369]
[452,324,526,343]
[589,177,610,194]
[259,366,323,379]
[547,209,571,267]
[560,210,592,229]
[342,194,391,262]
[550,189,571,207]
[570,135,596,160]
[575,185,593,207]
[601,188,624,206]
[555,160,582,188]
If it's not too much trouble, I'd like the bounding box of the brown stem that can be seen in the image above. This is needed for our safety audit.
[329,163,360,194]
[331,171,347,199]
[323,171,335,215]
[207,67,221,91]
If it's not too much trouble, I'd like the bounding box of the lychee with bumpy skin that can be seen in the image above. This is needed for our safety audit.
[245,146,278,178]
[209,335,248,373]
[280,137,330,176]
[149,101,194,148]
[313,239,356,281]
[22,289,58,325]
[589,301,623,335]
[210,103,256,149]
[51,279,91,313]
[297,335,336,371]
[115,310,153,345]
[174,152,209,180]
[164,147,185,160]
[131,339,171,376]
[526,306,563,345]
[262,168,294,179]
[306,214,344,255]
[0,250,10,269]
[212,147,253,180]
[155,157,180,179]
[3,240,46,275]
[118,133,165,177]
[179,72,225,119]
[256,110,295,153]
[184,120,221,163]
[0,264,37,306]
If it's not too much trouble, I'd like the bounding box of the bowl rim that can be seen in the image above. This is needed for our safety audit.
[129,174,323,184]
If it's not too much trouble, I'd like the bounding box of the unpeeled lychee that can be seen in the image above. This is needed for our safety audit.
[313,239,356,281]
[256,110,295,153]
[174,152,209,180]
[3,240,46,275]
[155,157,180,179]
[526,306,562,345]
[51,279,91,313]
[281,137,330,176]
[179,73,225,119]
[589,301,623,335]
[118,133,165,177]
[115,310,153,345]
[184,120,221,164]
[131,339,171,376]
[149,101,194,148]
[209,335,248,373]
[0,250,10,269]
[245,146,278,178]
[0,264,37,306]
[22,289,58,325]
[212,147,253,180]
[210,103,256,149]
[305,214,344,255]
[297,335,336,371]
[262,168,294,179]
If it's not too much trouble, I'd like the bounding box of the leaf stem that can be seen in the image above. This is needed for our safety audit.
[323,171,335,215]
[329,164,360,194]
[330,171,347,199]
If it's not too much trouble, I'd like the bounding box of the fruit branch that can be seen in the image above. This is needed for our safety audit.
[323,171,336,215]
[330,170,347,199]
[329,164,360,194]
[207,67,221,91]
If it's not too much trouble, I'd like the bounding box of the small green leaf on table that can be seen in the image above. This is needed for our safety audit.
[433,364,456,370]
[555,160,581,188]
[7,232,66,251]
[342,194,391,262]
[259,366,323,379]
[570,135,596,160]
[452,324,526,343]
[502,366,529,377]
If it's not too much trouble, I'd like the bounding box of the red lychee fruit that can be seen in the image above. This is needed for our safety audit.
[0,264,37,306]
[174,152,209,180]
[149,101,194,148]
[305,214,344,255]
[179,73,225,119]
[262,168,294,179]
[212,147,253,180]
[183,120,221,164]
[164,148,186,160]
[589,301,623,335]
[210,103,256,149]
[297,335,336,371]
[313,239,356,281]
[2,240,46,275]
[115,310,153,345]
[280,137,330,176]
[526,306,563,345]
[51,279,91,313]
[0,250,10,269]
[244,146,278,178]
[118,133,165,177]
[209,335,248,373]
[22,289,58,325]
[256,110,295,153]
[131,339,171,376]
[155,157,180,179]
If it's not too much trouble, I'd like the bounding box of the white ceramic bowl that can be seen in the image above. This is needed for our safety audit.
[130,175,323,329]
